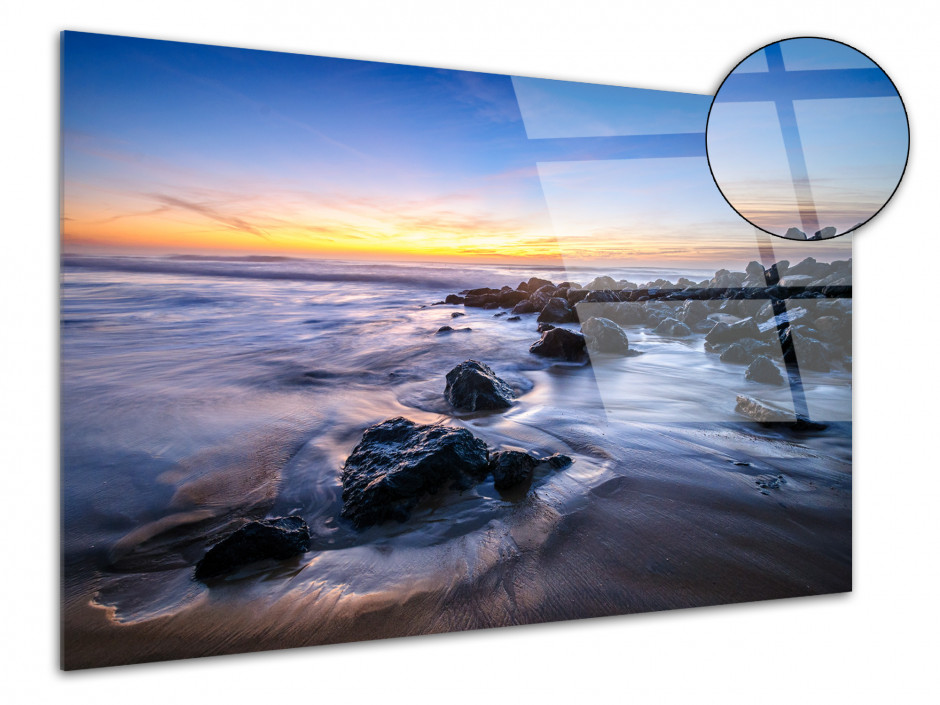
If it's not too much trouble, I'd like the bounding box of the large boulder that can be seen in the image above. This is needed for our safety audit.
[529,327,587,361]
[583,290,619,304]
[577,301,646,326]
[538,296,576,323]
[444,360,515,411]
[745,260,766,282]
[194,516,310,581]
[581,316,630,354]
[566,288,591,305]
[785,227,807,240]
[705,317,762,346]
[497,289,529,308]
[523,277,553,293]
[779,328,833,372]
[529,289,554,309]
[464,293,498,308]
[787,257,829,278]
[680,299,710,326]
[719,338,772,364]
[511,299,538,315]
[341,418,490,528]
[745,356,786,385]
[653,317,692,337]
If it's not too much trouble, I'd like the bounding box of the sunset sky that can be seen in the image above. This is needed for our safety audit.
[62,32,853,266]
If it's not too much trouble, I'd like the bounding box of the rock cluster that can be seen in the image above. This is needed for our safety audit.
[341,417,572,527]
[443,257,851,377]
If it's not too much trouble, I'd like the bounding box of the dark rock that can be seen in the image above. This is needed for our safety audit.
[489,451,538,491]
[540,453,573,470]
[493,311,507,318]
[581,316,630,354]
[785,227,807,240]
[566,289,590,305]
[465,287,500,297]
[719,339,772,364]
[653,317,692,337]
[787,257,829,278]
[444,294,465,305]
[576,301,646,327]
[497,289,529,308]
[705,317,762,346]
[679,299,709,326]
[341,417,490,528]
[557,281,582,290]
[529,289,553,309]
[464,293,498,308]
[511,300,538,315]
[194,516,310,581]
[537,322,556,333]
[451,311,465,318]
[764,260,789,284]
[813,226,837,240]
[735,395,827,431]
[529,327,587,361]
[444,360,514,411]
[437,325,453,333]
[489,451,573,492]
[506,315,521,321]
[811,315,850,345]
[538,297,576,323]
[745,356,785,385]
[745,260,766,280]
[583,290,620,304]
[523,277,553,293]
[436,325,471,334]
[779,329,833,372]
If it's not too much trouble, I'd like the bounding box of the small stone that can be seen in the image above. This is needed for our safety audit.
[194,516,310,581]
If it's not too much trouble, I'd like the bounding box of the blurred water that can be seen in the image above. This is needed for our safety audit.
[61,254,850,623]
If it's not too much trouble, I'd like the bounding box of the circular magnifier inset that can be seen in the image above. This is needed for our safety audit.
[706,37,909,241]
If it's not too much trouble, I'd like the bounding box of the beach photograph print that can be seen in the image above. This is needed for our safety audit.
[61,31,853,670]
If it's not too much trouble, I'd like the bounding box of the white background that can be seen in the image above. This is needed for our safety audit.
[2,1,938,702]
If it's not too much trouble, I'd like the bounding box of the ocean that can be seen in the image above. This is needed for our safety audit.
[61,254,852,668]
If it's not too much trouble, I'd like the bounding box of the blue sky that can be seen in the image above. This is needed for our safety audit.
[708,38,907,237]
[63,31,853,264]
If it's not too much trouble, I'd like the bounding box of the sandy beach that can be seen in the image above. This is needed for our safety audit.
[61,255,851,669]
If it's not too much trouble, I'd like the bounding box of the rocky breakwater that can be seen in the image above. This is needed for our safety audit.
[442,257,851,384]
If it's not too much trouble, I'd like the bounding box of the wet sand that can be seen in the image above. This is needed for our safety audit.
[63,418,850,670]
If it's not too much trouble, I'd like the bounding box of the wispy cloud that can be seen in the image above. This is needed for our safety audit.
[149,193,273,241]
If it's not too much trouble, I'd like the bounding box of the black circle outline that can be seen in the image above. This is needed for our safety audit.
[704,35,911,242]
